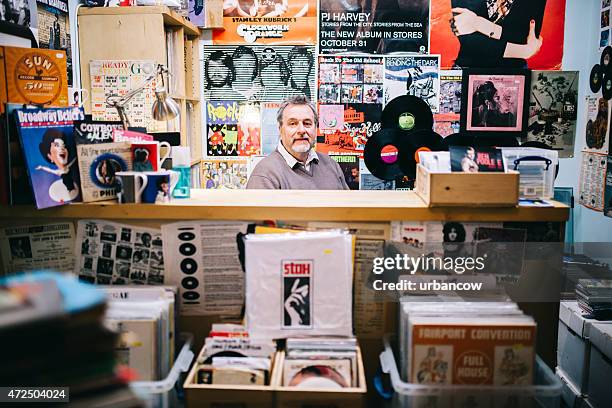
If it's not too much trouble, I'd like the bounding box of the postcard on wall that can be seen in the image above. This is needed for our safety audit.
[206,101,262,157]
[434,70,462,137]
[261,102,281,155]
[605,155,612,218]
[578,151,608,211]
[14,107,84,209]
[161,221,249,316]
[214,0,316,45]
[0,222,75,274]
[526,71,579,158]
[90,60,165,133]
[384,55,440,113]
[584,96,610,154]
[202,45,315,102]
[201,159,248,189]
[75,220,164,285]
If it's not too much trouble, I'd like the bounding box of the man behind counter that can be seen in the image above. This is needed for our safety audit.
[246,95,349,190]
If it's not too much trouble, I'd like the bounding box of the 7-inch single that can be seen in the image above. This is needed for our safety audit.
[381,95,434,132]
[397,129,444,180]
[591,64,603,93]
[601,46,612,68]
[364,129,405,181]
[602,71,612,100]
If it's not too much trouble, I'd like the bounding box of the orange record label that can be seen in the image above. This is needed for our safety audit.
[3,47,68,107]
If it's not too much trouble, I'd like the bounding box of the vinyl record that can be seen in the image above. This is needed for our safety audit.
[363,129,404,181]
[441,133,518,149]
[591,64,603,93]
[381,95,434,131]
[397,129,445,179]
[601,46,612,68]
[602,71,612,100]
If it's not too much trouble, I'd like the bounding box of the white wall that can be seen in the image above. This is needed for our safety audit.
[557,0,612,242]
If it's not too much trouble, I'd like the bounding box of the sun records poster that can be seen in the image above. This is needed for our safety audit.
[214,0,317,45]
[205,101,262,157]
[202,45,315,102]
[430,0,566,70]
[316,56,383,155]
[385,55,440,113]
[319,0,430,54]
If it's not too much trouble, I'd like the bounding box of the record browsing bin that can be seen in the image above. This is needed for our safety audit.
[415,164,520,207]
[183,343,367,408]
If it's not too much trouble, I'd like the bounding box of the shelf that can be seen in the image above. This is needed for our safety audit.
[0,190,570,222]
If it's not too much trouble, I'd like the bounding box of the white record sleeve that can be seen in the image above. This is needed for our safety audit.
[245,231,353,339]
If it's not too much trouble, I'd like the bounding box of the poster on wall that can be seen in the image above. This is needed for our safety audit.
[526,70,579,158]
[201,159,248,189]
[261,102,281,155]
[434,69,462,137]
[430,0,566,70]
[578,151,607,211]
[316,56,383,155]
[214,0,316,45]
[318,0,430,54]
[384,55,440,113]
[604,155,612,217]
[36,0,72,86]
[584,96,610,154]
[202,45,315,101]
[205,101,262,156]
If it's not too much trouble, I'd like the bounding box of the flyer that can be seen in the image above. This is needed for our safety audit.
[74,220,165,285]
[384,55,440,113]
[319,0,430,54]
[584,96,610,154]
[0,223,75,274]
[161,221,248,316]
[206,101,262,157]
[213,0,317,45]
[201,159,248,189]
[202,45,315,102]
[434,70,462,137]
[605,156,612,218]
[579,151,608,211]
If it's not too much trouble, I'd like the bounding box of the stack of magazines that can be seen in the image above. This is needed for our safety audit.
[0,272,142,407]
[576,279,612,319]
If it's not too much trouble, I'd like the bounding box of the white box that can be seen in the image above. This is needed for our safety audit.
[587,323,612,408]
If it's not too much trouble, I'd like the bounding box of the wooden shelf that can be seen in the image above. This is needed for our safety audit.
[0,190,570,222]
[78,6,200,37]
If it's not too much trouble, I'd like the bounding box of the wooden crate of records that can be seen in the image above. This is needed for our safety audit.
[415,164,519,207]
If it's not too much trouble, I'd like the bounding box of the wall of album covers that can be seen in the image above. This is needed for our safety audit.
[555,0,612,242]
[199,0,573,192]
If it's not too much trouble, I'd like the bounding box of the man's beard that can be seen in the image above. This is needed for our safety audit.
[291,140,313,153]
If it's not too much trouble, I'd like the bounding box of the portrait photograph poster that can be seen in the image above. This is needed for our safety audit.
[430,0,566,70]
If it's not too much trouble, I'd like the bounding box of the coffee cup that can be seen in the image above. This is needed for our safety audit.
[116,171,147,204]
[141,171,179,204]
[131,141,171,172]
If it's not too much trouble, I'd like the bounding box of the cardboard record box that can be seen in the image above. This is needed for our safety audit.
[272,347,367,408]
[415,164,520,207]
[0,46,69,110]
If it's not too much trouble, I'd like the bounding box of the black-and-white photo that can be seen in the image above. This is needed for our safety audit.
[116,262,130,278]
[203,45,315,101]
[8,236,32,260]
[83,256,93,270]
[129,270,147,282]
[96,275,111,284]
[112,277,126,285]
[85,222,98,237]
[101,243,113,258]
[152,236,163,247]
[150,249,164,267]
[96,258,114,276]
[136,232,152,248]
[132,249,150,265]
[148,268,163,284]
[100,231,117,242]
[1,0,37,28]
[120,228,132,243]
[283,277,311,327]
[116,245,132,261]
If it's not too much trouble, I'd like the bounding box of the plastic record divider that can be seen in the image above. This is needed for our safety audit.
[130,333,195,408]
[378,334,562,408]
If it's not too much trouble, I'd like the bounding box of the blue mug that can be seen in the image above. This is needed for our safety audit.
[141,171,179,204]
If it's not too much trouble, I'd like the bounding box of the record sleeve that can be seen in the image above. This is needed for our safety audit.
[283,358,352,388]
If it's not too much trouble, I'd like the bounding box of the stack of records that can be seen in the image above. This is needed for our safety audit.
[576,279,612,319]
[194,324,276,386]
[283,337,358,389]
[399,295,536,386]
[0,272,142,407]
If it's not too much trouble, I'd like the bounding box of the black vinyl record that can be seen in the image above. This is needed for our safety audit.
[397,129,445,179]
[363,129,405,181]
[591,64,603,93]
[602,46,612,68]
[381,95,434,132]
[603,71,612,100]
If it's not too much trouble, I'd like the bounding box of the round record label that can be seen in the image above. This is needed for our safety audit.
[382,95,433,131]
[397,129,445,180]
[602,72,612,100]
[363,129,405,181]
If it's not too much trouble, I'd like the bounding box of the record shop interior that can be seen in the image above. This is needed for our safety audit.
[2,1,612,407]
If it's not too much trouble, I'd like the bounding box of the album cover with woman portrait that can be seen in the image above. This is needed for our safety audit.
[460,68,531,137]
